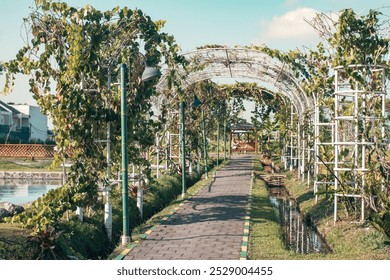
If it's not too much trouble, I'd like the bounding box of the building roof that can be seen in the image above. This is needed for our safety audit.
[231,121,254,132]
[0,100,23,114]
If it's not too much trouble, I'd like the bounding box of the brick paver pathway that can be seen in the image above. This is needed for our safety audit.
[123,155,253,260]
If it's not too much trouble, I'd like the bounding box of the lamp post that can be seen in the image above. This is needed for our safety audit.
[180,101,186,197]
[191,95,202,178]
[0,62,4,75]
[120,64,130,245]
[223,119,227,161]
[202,109,208,179]
[121,59,161,245]
[217,121,220,167]
[104,70,112,241]
[180,95,202,198]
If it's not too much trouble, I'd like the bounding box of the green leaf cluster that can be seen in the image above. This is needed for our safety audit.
[2,0,184,232]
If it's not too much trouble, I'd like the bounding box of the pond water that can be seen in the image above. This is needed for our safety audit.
[0,179,60,205]
[268,186,331,254]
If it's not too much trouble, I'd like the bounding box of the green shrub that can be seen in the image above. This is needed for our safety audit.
[0,226,40,260]
[110,189,140,242]
[56,216,110,260]
[1,158,219,259]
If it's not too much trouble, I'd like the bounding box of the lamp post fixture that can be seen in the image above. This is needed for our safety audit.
[121,59,161,245]
[0,62,4,75]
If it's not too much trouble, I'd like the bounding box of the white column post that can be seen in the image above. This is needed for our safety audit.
[156,132,160,178]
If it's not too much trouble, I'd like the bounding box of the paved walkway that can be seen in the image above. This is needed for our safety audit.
[123,155,253,260]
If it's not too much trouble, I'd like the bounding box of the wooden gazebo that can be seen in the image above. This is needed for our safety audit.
[230,122,258,154]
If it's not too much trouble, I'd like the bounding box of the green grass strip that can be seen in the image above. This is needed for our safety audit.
[248,168,298,259]
[112,161,227,260]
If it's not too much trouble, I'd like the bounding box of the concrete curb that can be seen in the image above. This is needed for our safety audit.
[240,163,254,260]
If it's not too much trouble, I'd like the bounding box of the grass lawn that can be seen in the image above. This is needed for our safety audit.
[0,223,38,260]
[285,171,390,259]
[0,223,32,239]
[248,171,327,259]
[0,158,60,171]
[248,159,390,260]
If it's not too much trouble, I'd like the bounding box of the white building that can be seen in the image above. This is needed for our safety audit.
[10,104,48,142]
[0,101,48,142]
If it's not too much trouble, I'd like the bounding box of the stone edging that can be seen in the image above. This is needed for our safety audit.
[0,171,63,180]
[240,164,254,260]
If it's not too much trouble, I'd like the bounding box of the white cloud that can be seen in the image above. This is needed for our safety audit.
[256,7,321,51]
[284,0,299,8]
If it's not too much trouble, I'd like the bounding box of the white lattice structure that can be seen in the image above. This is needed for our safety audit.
[333,65,387,222]
[313,97,335,203]
[283,104,300,171]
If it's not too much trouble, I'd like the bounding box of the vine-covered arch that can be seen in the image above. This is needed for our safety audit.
[156,47,313,117]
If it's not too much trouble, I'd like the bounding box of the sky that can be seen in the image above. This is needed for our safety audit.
[0,0,389,106]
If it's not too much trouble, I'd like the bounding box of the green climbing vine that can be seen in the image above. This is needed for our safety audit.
[2,0,184,232]
[258,9,389,227]
[313,9,389,226]
[176,80,285,159]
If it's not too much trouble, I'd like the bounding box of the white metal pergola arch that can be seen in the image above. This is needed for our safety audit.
[154,47,389,224]
[156,47,313,118]
[154,46,311,184]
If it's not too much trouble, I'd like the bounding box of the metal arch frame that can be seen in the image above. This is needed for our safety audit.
[155,47,311,191]
[156,47,313,118]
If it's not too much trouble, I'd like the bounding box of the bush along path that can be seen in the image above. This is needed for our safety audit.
[0,159,218,260]
[115,155,254,260]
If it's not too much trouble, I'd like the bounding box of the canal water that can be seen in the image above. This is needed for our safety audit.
[268,186,331,254]
[0,179,60,205]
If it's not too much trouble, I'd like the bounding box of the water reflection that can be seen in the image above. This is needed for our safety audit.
[269,187,330,254]
[0,179,60,205]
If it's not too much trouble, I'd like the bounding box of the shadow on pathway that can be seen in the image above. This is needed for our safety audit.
[123,155,254,260]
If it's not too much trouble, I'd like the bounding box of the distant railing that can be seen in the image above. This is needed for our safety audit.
[0,144,55,158]
[231,141,257,153]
